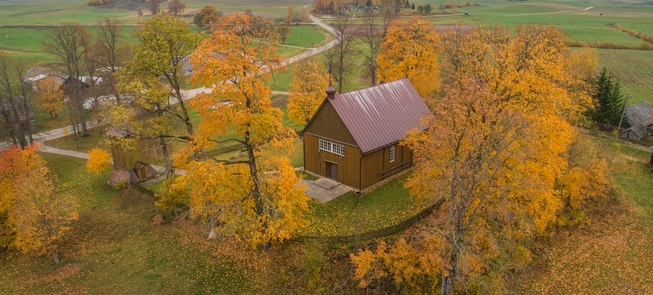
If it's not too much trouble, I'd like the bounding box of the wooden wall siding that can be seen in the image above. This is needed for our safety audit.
[303,133,362,189]
[361,149,385,189]
[304,101,357,146]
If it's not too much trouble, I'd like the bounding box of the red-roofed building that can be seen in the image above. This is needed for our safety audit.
[301,78,431,191]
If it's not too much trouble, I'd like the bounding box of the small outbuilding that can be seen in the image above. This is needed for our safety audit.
[621,101,653,140]
[105,127,159,186]
[301,78,431,191]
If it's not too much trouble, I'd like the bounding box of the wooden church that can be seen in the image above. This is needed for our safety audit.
[301,78,431,191]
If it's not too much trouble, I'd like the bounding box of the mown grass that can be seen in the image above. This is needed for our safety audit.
[301,172,432,237]
[279,24,326,48]
[0,153,256,294]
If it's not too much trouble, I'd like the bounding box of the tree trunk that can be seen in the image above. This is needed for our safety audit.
[160,136,172,178]
[441,246,459,295]
[207,216,218,240]
[52,251,60,264]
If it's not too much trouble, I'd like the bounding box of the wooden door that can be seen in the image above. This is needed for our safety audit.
[325,161,337,181]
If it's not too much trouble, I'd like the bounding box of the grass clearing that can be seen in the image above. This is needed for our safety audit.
[0,153,256,294]
[302,172,432,237]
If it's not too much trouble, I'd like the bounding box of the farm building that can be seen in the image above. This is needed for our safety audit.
[620,101,653,140]
[301,78,431,191]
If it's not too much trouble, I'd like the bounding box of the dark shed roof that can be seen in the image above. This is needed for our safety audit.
[625,101,653,128]
[328,78,431,154]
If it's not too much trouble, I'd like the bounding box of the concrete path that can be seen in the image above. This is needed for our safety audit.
[300,178,351,203]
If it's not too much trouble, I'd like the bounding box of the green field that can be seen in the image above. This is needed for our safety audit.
[597,49,653,105]
[0,0,312,26]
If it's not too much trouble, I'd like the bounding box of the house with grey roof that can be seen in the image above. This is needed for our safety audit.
[620,101,653,140]
[301,78,431,191]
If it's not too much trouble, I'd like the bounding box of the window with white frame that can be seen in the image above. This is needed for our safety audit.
[389,146,396,163]
[319,139,345,156]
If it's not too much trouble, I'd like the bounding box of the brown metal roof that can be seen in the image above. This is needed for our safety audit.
[328,78,431,154]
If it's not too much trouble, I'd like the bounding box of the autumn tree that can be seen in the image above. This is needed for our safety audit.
[168,0,186,16]
[86,148,111,175]
[114,14,201,176]
[43,23,92,137]
[0,145,78,264]
[96,18,131,104]
[328,17,358,93]
[353,24,600,294]
[37,77,65,119]
[286,5,295,23]
[194,5,221,28]
[277,26,292,44]
[0,53,33,148]
[360,12,382,85]
[149,0,160,15]
[160,14,309,246]
[287,59,330,124]
[377,17,440,98]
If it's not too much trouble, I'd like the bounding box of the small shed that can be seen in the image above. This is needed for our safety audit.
[621,102,653,140]
[105,127,159,186]
[301,78,431,191]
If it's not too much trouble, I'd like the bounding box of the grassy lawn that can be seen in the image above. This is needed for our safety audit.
[279,25,327,48]
[301,172,432,237]
[0,153,256,294]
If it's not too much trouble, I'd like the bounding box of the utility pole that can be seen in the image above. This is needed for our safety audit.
[616,93,631,139]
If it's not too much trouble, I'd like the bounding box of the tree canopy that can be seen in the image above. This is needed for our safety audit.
[353,24,606,294]
[377,17,441,98]
[159,14,309,247]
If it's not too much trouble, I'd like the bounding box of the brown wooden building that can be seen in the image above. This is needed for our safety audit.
[301,78,431,191]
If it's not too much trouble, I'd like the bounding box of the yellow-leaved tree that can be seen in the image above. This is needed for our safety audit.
[159,14,309,247]
[376,16,441,98]
[0,145,78,264]
[86,147,111,175]
[287,59,330,125]
[36,76,65,119]
[352,24,606,294]
[114,14,202,177]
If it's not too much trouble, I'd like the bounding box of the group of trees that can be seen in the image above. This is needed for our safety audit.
[350,23,612,294]
[0,53,33,148]
[41,19,131,147]
[0,145,78,264]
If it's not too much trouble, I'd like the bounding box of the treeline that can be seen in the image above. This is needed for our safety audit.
[438,1,478,9]
[612,24,653,45]
[568,40,653,50]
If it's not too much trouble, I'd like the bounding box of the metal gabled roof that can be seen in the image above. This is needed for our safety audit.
[328,78,431,154]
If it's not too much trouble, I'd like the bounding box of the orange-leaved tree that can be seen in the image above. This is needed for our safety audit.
[36,76,65,119]
[159,14,309,247]
[287,58,330,125]
[86,147,111,175]
[353,24,604,294]
[0,145,78,264]
[376,16,441,99]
